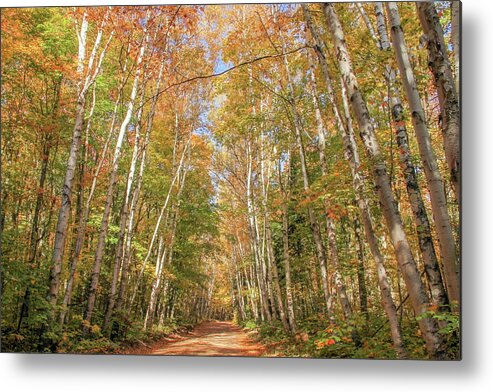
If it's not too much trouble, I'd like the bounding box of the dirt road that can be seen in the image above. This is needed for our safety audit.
[131,320,266,357]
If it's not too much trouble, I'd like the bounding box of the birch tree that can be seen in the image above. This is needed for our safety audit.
[416,1,461,203]
[324,3,444,358]
[84,17,149,328]
[386,2,459,308]
[49,9,112,308]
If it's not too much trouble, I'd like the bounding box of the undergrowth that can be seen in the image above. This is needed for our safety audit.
[239,310,460,360]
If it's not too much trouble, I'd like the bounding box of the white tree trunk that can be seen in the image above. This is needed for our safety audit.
[48,11,111,308]
[324,3,444,359]
[84,26,149,329]
[387,2,459,308]
[417,1,460,203]
[372,2,448,309]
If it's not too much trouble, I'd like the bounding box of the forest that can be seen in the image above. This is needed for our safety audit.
[0,1,460,359]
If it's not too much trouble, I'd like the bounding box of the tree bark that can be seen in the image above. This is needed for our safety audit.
[48,12,111,308]
[115,56,167,314]
[59,51,128,326]
[278,151,297,334]
[356,3,380,47]
[324,3,444,358]
[129,128,191,308]
[372,2,448,309]
[304,3,406,357]
[374,2,390,51]
[416,1,460,203]
[246,139,272,323]
[339,77,407,358]
[84,27,148,329]
[353,214,368,324]
[261,151,289,330]
[451,1,460,93]
[145,142,189,330]
[103,85,146,331]
[48,100,86,307]
[308,61,353,321]
[281,45,332,318]
[387,2,459,308]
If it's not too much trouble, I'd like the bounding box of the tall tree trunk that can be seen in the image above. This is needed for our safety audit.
[258,108,288,329]
[246,140,272,323]
[115,56,166,314]
[309,61,352,321]
[339,65,408,360]
[18,106,58,330]
[262,164,288,329]
[59,52,128,326]
[48,96,86,307]
[278,152,297,334]
[451,1,460,93]
[48,12,111,308]
[145,143,189,330]
[387,3,459,308]
[324,3,444,358]
[353,214,369,324]
[304,3,406,357]
[374,2,390,50]
[265,222,289,330]
[281,48,332,317]
[416,1,460,203]
[129,128,191,308]
[372,2,448,309]
[59,83,96,325]
[84,28,148,329]
[103,86,146,331]
[271,8,334,318]
[232,256,247,321]
[144,236,167,330]
[355,3,379,47]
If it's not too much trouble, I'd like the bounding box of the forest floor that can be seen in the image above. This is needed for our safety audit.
[126,320,267,357]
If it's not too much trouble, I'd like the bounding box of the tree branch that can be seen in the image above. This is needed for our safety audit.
[139,45,311,109]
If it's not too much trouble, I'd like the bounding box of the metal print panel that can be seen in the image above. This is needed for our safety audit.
[0,1,461,360]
